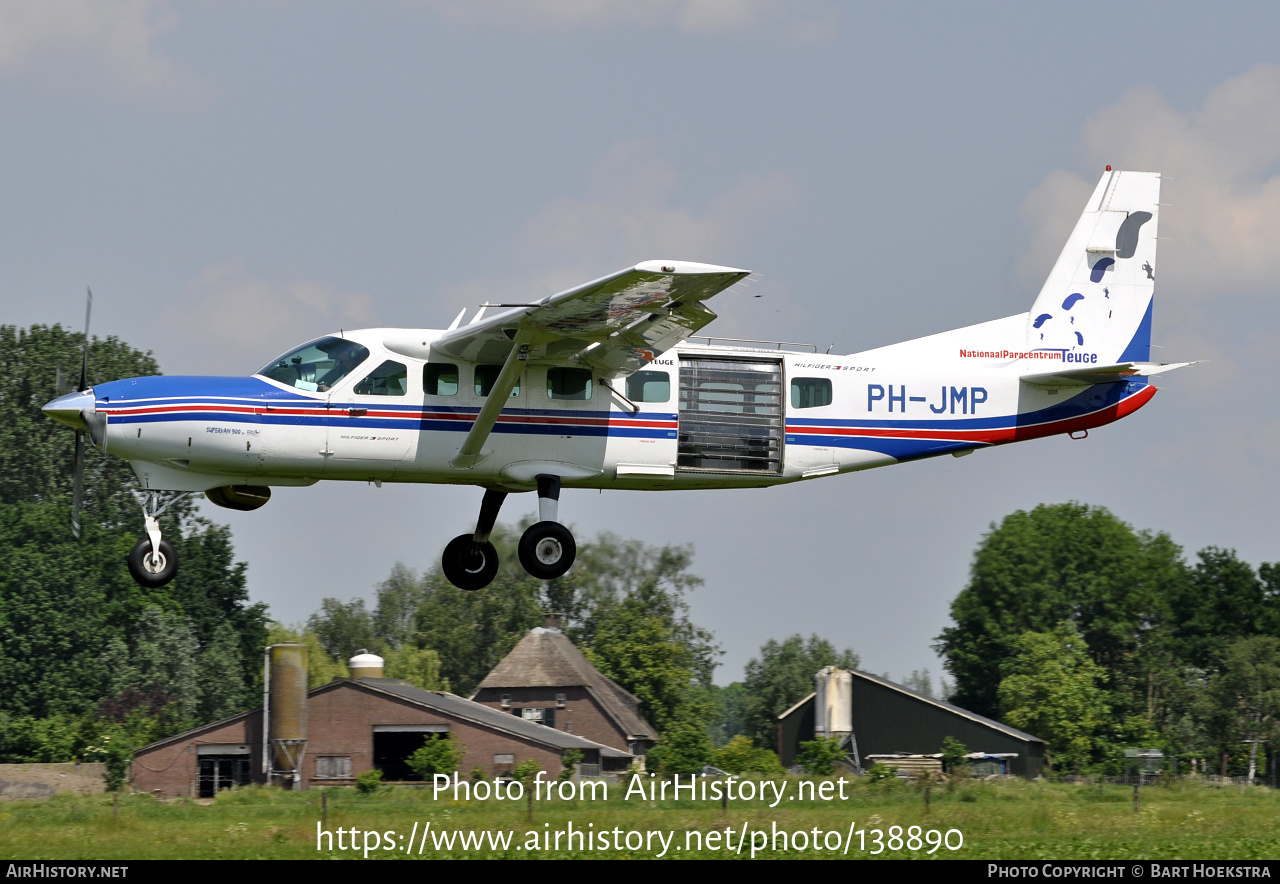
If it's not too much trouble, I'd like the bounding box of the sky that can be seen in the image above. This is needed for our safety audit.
[3,1,1279,687]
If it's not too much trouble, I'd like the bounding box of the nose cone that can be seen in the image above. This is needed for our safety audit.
[42,389,95,430]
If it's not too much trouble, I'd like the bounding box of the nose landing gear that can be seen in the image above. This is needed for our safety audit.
[441,475,578,591]
[125,490,189,588]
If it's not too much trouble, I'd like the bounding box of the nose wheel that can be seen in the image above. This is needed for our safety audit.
[125,490,189,588]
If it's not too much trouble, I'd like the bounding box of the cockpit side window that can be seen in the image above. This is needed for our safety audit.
[354,360,408,396]
[258,337,371,393]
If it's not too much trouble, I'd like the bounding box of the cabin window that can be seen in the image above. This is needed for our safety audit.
[354,360,408,396]
[547,367,592,401]
[475,365,521,398]
[791,377,833,409]
[257,336,370,393]
[424,364,459,396]
[625,370,670,403]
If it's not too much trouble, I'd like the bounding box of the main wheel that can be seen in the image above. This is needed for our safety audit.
[518,521,576,580]
[441,534,499,591]
[127,538,179,588]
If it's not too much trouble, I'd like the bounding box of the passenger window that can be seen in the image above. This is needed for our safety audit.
[354,360,408,396]
[791,377,833,409]
[625,370,670,403]
[475,365,521,398]
[424,364,459,396]
[547,367,592,401]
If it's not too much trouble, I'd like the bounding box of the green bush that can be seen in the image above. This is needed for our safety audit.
[942,736,970,775]
[560,749,583,782]
[511,759,542,786]
[866,762,898,781]
[82,731,133,792]
[713,735,785,775]
[648,716,714,777]
[355,769,382,793]
[405,734,466,779]
[796,736,846,776]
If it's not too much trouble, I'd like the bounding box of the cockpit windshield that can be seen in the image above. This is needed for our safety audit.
[258,337,371,393]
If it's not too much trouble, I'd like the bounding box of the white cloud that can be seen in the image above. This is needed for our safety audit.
[162,265,379,375]
[519,139,794,283]
[0,0,180,94]
[419,0,833,39]
[429,140,795,335]
[1018,64,1280,300]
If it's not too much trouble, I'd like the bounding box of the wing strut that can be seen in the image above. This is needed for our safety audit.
[450,339,529,470]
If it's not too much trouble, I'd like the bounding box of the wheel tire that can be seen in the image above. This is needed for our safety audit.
[441,533,499,591]
[518,521,577,580]
[127,538,179,588]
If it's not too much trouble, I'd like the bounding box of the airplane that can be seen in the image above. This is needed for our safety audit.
[42,168,1188,591]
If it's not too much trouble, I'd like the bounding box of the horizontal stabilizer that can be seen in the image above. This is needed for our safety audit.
[1021,361,1194,387]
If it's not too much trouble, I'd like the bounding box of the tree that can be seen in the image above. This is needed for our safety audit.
[1168,548,1277,672]
[997,622,1110,772]
[307,597,380,661]
[384,645,449,692]
[1209,636,1280,783]
[713,735,784,775]
[646,711,714,776]
[406,734,467,779]
[709,682,747,747]
[797,736,846,776]
[741,635,860,751]
[935,503,1185,720]
[0,325,268,721]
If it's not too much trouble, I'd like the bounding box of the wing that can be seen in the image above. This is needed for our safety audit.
[430,260,750,376]
[1020,361,1194,387]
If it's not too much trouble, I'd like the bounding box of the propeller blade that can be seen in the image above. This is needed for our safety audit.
[72,429,85,540]
[78,288,92,393]
[55,362,65,396]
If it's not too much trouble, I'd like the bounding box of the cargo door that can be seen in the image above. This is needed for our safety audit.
[677,357,783,472]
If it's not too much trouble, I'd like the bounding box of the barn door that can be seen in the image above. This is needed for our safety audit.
[677,357,783,472]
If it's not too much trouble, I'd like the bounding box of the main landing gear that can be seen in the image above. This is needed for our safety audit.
[442,475,577,591]
[126,490,188,589]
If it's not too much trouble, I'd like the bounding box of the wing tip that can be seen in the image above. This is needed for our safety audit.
[635,259,750,276]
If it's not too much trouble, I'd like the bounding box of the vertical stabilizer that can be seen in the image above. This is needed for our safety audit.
[1026,170,1160,366]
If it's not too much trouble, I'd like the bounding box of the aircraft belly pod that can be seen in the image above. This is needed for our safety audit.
[43,170,1190,590]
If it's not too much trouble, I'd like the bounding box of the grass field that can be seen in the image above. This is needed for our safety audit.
[2,776,1279,860]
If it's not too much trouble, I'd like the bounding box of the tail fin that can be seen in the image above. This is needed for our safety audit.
[1026,170,1160,366]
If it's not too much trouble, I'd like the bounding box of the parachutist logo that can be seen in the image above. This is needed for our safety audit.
[1143,261,1155,280]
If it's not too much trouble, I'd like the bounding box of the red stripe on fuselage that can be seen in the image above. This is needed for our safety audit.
[787,385,1157,446]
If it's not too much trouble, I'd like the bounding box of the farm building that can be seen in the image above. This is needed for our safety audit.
[131,646,631,799]
[777,667,1046,778]
[471,616,660,758]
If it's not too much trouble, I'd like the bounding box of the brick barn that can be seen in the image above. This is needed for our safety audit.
[470,618,660,759]
[131,674,631,799]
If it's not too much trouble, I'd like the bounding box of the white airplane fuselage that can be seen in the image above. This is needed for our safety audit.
[88,317,1155,498]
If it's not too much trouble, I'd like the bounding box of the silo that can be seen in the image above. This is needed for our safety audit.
[349,650,385,679]
[814,666,853,738]
[265,642,308,789]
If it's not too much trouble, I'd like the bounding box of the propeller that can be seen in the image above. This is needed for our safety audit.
[71,288,92,540]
